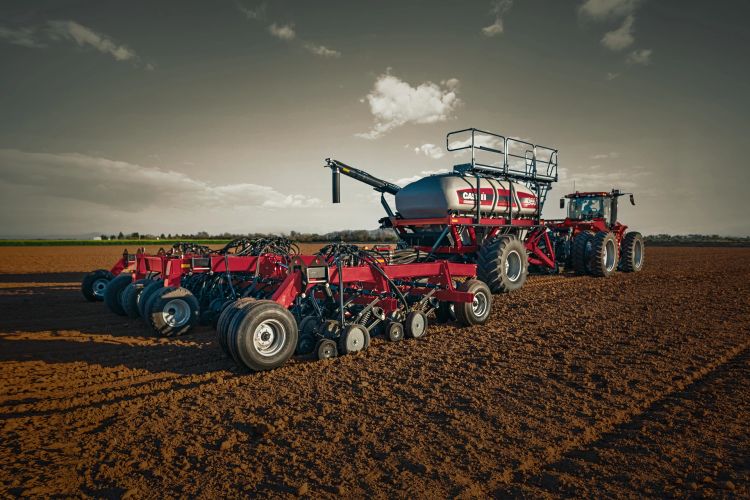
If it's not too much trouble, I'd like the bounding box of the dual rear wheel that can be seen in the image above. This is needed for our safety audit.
[572,230,645,276]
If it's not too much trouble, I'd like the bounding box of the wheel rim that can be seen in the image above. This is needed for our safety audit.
[346,327,366,351]
[162,299,191,327]
[410,314,425,336]
[634,240,643,267]
[505,250,522,282]
[92,279,108,298]
[253,319,286,357]
[472,292,489,318]
[605,239,616,272]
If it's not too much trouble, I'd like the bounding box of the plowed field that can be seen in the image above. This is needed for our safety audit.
[1,246,748,497]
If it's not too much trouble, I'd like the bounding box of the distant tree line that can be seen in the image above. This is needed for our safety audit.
[98,229,398,243]
[645,234,750,247]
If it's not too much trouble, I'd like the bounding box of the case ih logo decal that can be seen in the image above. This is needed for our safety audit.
[457,188,537,208]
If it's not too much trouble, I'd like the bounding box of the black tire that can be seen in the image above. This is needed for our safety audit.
[81,269,113,302]
[316,338,338,360]
[404,311,428,339]
[619,232,645,272]
[147,287,200,337]
[454,279,493,327]
[103,274,133,316]
[588,231,618,278]
[435,301,456,324]
[138,281,164,319]
[120,279,150,319]
[295,316,319,355]
[476,236,528,293]
[571,231,594,275]
[384,320,404,342]
[233,302,298,371]
[338,324,369,355]
[216,298,254,357]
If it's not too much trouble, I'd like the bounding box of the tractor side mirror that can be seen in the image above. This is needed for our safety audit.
[629,194,635,205]
[559,198,565,209]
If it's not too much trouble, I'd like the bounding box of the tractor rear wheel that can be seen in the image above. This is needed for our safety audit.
[476,236,528,293]
[454,279,493,326]
[588,231,618,277]
[619,232,645,272]
[571,231,594,275]
[81,269,113,302]
[147,287,200,337]
[104,274,133,316]
[233,302,298,371]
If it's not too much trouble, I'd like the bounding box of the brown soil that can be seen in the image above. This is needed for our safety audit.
[0,247,748,498]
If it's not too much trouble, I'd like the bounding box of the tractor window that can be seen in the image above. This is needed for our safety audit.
[569,197,610,220]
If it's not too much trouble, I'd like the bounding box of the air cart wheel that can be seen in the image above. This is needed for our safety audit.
[619,232,645,272]
[316,338,338,360]
[296,316,319,355]
[81,269,113,302]
[138,281,164,319]
[572,231,594,275]
[338,324,370,355]
[477,236,528,293]
[404,311,428,339]
[588,231,618,278]
[216,298,255,358]
[148,287,200,337]
[233,302,298,371]
[435,301,456,324]
[455,279,492,326]
[120,279,150,319]
[384,321,404,342]
[104,274,133,316]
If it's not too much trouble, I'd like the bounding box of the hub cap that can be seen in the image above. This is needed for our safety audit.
[605,239,616,272]
[253,319,286,357]
[92,279,108,298]
[505,250,522,282]
[472,292,489,318]
[162,299,191,328]
[634,240,643,267]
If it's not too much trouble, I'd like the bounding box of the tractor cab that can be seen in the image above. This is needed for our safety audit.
[560,190,634,228]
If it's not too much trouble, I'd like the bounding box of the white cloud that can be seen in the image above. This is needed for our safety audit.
[357,73,461,139]
[482,0,513,37]
[627,48,652,65]
[605,71,620,80]
[303,42,341,58]
[0,26,46,48]
[591,152,619,159]
[268,23,295,41]
[394,169,450,186]
[414,144,445,159]
[47,20,137,62]
[601,14,634,50]
[579,0,638,19]
[448,134,503,151]
[236,2,266,20]
[0,149,320,211]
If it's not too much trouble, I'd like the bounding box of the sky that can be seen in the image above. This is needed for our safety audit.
[0,0,748,238]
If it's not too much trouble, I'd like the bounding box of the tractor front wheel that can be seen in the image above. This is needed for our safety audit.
[477,236,528,293]
[588,232,618,277]
[619,231,645,272]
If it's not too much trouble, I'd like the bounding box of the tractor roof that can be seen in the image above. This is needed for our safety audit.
[565,191,611,198]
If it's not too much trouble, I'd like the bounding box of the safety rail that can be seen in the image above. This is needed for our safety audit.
[446,127,558,185]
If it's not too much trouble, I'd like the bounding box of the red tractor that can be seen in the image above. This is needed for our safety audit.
[546,190,645,276]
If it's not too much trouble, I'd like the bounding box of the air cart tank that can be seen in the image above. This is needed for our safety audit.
[394,173,538,219]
